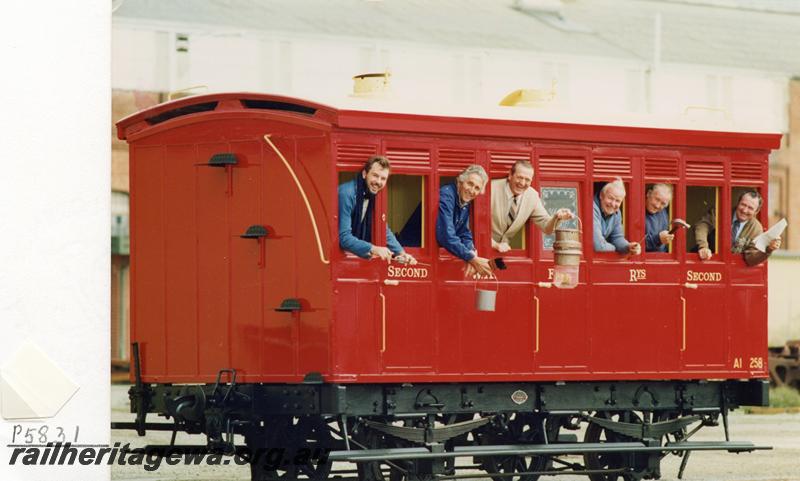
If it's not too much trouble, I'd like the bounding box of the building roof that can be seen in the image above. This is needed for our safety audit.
[562,0,800,74]
[113,0,800,75]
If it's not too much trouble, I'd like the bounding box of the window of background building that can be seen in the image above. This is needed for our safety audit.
[110,191,130,366]
[111,191,130,255]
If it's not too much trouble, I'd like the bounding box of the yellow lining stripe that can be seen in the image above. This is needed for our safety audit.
[263,134,330,265]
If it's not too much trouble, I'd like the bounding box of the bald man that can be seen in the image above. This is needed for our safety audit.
[593,178,641,255]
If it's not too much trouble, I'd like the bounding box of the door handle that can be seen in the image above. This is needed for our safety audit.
[534,296,541,353]
[240,225,268,238]
[201,153,238,195]
[205,153,238,167]
[383,279,399,286]
[241,225,268,267]
[681,296,687,352]
[275,298,302,312]
[379,292,386,353]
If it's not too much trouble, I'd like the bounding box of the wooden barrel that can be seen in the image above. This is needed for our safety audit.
[553,218,582,267]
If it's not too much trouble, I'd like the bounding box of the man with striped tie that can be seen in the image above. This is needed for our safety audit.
[694,190,781,266]
[490,160,573,253]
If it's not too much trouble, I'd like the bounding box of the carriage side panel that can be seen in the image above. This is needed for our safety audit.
[130,144,167,379]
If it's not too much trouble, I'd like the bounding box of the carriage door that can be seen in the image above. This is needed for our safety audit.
[193,138,274,377]
[379,145,435,372]
[534,179,589,374]
[728,181,769,376]
[587,157,648,373]
[681,180,726,370]
[640,155,682,372]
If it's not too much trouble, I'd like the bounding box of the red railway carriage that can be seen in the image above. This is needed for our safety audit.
[115,93,778,481]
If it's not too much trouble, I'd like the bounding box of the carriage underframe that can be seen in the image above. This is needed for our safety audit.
[112,348,769,481]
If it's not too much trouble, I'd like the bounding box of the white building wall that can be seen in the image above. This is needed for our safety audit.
[112,28,170,90]
[111,24,789,131]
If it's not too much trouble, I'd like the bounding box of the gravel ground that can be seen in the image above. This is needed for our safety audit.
[111,384,800,481]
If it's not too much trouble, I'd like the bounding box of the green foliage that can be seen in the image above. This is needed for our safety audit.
[770,386,800,408]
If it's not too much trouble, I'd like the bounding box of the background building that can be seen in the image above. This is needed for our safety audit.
[110,0,800,364]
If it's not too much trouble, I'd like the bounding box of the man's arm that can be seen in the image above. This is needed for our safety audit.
[693,210,713,251]
[606,215,630,254]
[743,243,770,266]
[338,184,372,258]
[644,212,665,252]
[457,214,475,254]
[436,187,475,261]
[644,229,661,252]
[593,203,617,252]
[742,222,770,266]
[530,197,556,234]
[386,227,404,256]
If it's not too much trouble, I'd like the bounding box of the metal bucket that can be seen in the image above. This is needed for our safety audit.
[475,277,499,312]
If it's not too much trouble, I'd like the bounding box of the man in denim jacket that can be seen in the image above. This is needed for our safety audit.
[436,164,493,277]
[338,156,416,264]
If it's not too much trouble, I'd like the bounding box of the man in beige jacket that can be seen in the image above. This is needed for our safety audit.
[693,190,780,266]
[491,161,573,252]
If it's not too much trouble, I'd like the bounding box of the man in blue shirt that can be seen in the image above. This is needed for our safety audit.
[592,178,641,255]
[338,156,416,264]
[436,164,493,277]
[644,184,674,252]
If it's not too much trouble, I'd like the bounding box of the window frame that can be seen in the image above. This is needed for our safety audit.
[538,181,582,260]
[685,184,721,260]
[386,173,428,258]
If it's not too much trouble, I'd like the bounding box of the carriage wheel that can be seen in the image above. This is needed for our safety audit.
[439,413,477,475]
[357,416,465,481]
[654,410,688,450]
[246,416,334,481]
[479,413,560,481]
[356,427,437,481]
[583,412,641,481]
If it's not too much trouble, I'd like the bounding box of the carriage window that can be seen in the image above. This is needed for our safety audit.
[338,171,358,184]
[686,186,718,254]
[439,176,456,187]
[388,175,425,248]
[644,183,674,254]
[507,224,526,249]
[541,185,579,250]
